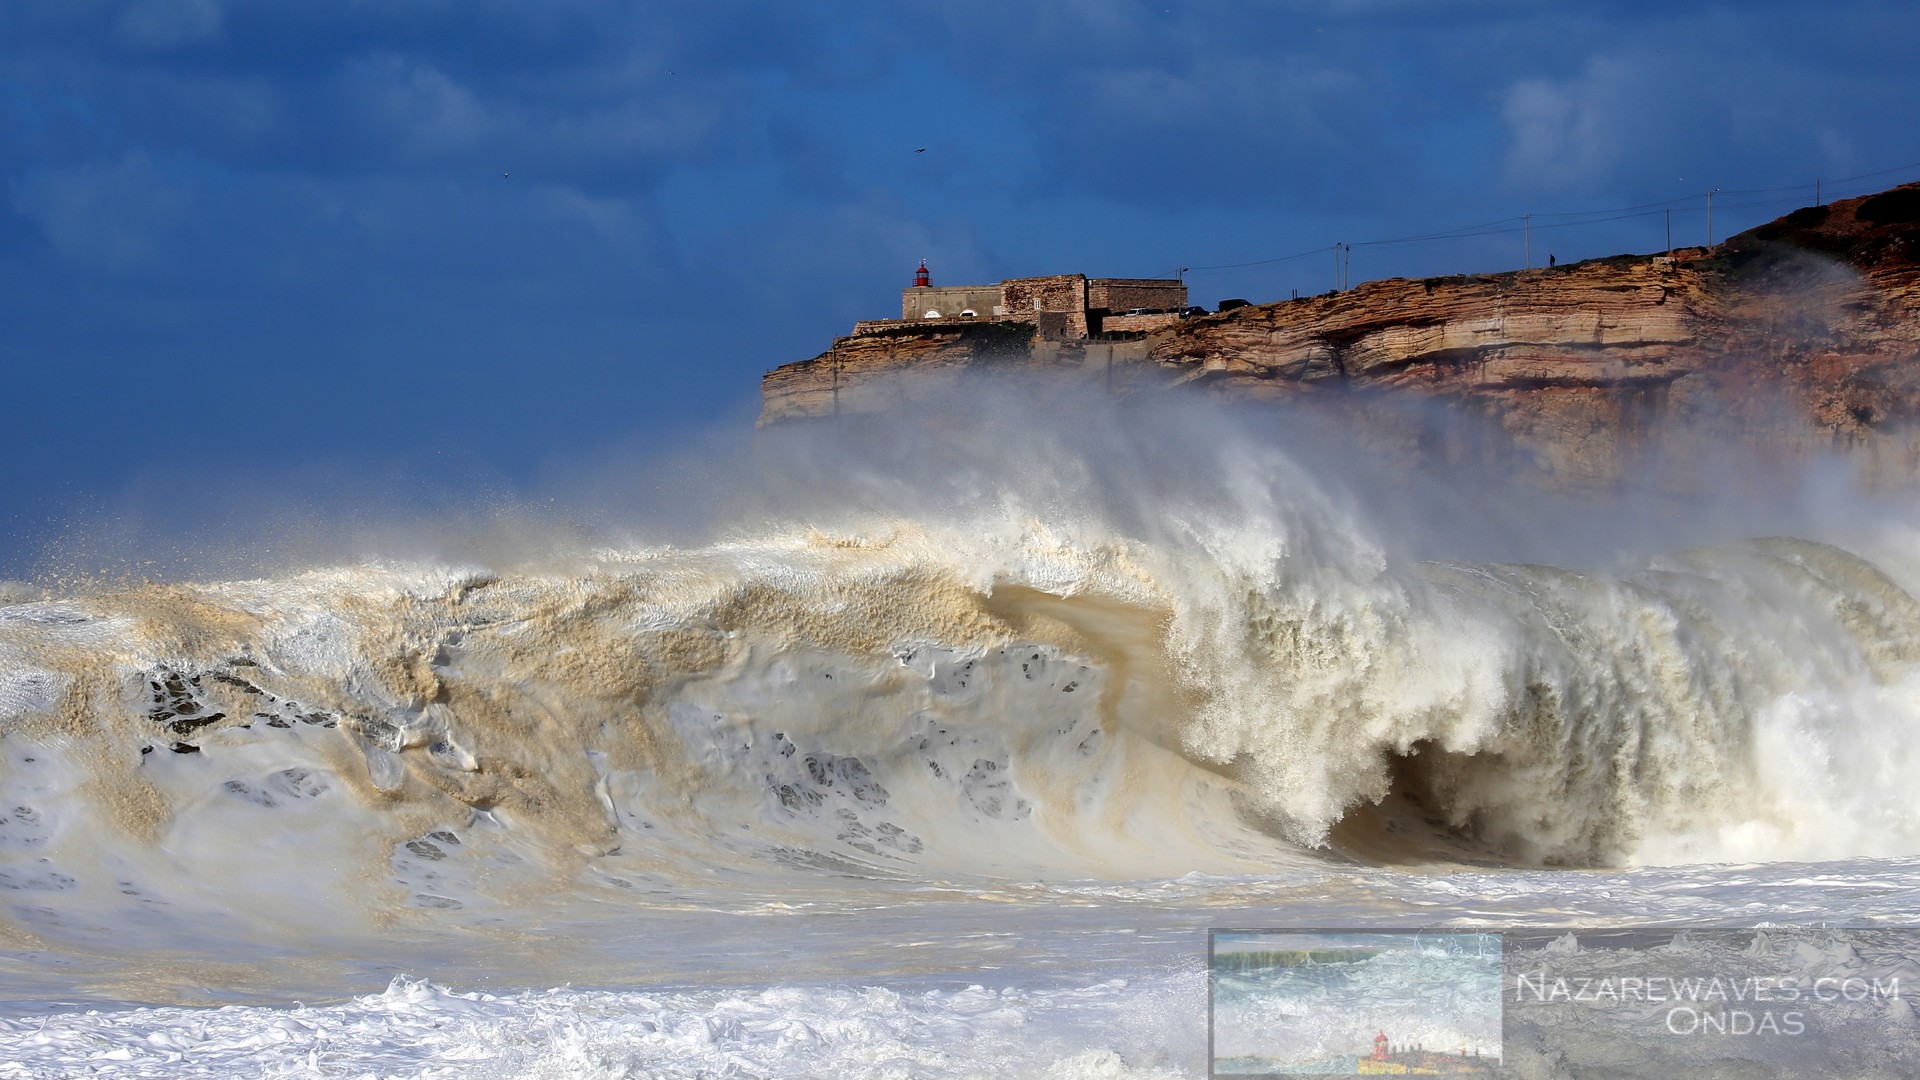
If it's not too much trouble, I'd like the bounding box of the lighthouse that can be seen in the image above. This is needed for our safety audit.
[1372,1031,1389,1061]
[913,260,930,288]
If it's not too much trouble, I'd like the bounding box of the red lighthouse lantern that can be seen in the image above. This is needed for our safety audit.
[1372,1031,1389,1061]
[913,260,930,288]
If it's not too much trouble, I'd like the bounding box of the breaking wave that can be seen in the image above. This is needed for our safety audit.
[4,395,1920,959]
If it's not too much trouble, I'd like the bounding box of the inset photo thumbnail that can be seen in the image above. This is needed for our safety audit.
[1210,930,1503,1076]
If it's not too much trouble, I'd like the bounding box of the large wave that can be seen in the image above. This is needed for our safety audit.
[4,393,1919,964]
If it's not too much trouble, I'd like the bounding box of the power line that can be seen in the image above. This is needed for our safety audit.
[1178,244,1341,274]
[1822,158,1920,186]
[1174,158,1920,283]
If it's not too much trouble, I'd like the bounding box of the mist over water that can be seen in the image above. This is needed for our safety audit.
[5,386,1920,1075]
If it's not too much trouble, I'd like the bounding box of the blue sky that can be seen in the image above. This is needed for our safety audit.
[5,1,1920,574]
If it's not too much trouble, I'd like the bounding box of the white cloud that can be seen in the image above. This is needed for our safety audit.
[8,152,189,271]
[1498,55,1648,193]
[341,54,491,160]
[539,185,663,257]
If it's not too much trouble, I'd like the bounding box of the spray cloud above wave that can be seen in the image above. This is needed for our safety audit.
[4,383,1920,997]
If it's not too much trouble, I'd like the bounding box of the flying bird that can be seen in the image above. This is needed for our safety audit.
[915,148,926,153]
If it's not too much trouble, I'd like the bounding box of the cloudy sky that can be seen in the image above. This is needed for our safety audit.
[4,1,1919,572]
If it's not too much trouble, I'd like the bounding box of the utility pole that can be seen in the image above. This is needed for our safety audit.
[1706,189,1721,248]
[1333,244,1341,291]
[1665,209,1672,256]
[1816,177,1822,206]
[1524,213,1532,269]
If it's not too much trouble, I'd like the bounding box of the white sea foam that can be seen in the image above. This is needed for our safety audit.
[0,662,63,722]
[4,397,1920,1073]
[0,974,1201,1079]
[2,476,1919,938]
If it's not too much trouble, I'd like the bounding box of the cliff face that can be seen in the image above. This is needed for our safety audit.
[761,184,1920,488]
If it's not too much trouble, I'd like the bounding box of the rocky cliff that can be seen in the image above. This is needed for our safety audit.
[760,184,1920,489]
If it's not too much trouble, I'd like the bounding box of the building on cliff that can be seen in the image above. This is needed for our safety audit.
[761,183,1920,492]
[866,262,1189,340]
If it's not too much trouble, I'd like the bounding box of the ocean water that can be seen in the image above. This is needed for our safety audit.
[2,399,1918,1077]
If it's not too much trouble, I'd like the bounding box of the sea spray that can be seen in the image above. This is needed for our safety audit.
[2,395,1919,1018]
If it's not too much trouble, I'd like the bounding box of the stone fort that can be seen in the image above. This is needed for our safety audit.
[852,262,1189,340]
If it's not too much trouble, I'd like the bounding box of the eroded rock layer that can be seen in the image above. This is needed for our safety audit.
[761,184,1920,489]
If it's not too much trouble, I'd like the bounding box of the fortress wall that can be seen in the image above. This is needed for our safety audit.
[1088,279,1187,312]
[1099,312,1184,334]
[901,285,1003,321]
[1002,275,1089,338]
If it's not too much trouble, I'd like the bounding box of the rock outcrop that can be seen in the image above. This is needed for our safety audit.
[760,184,1920,489]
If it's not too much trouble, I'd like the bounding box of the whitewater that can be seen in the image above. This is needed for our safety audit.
[2,395,1918,1076]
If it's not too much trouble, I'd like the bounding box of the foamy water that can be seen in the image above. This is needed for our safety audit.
[3,400,1918,1075]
